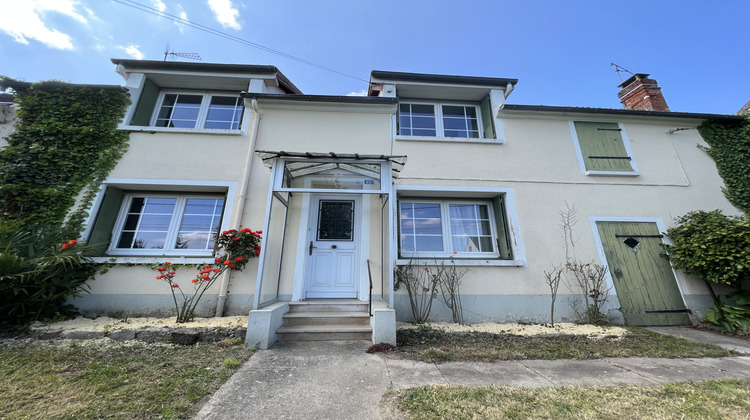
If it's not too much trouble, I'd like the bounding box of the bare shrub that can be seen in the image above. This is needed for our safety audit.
[544,265,563,327]
[395,261,439,324]
[437,261,469,324]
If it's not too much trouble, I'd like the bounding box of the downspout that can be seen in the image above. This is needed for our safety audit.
[215,99,262,317]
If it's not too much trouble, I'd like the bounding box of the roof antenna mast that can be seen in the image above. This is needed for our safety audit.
[610,63,634,82]
[163,43,201,61]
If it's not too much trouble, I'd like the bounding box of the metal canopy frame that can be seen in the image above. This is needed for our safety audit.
[253,151,404,309]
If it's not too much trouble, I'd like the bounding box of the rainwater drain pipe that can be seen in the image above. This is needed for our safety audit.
[215,98,262,317]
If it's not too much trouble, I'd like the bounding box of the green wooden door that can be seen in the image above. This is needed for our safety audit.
[596,221,691,326]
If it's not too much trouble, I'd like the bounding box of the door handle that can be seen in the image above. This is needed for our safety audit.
[331,245,337,249]
[309,241,315,256]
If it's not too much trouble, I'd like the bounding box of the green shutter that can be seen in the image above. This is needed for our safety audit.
[130,79,159,126]
[574,121,633,172]
[492,195,512,260]
[480,94,496,139]
[87,187,124,256]
[596,221,691,326]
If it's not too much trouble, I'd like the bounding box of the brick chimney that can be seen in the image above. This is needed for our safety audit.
[617,73,670,112]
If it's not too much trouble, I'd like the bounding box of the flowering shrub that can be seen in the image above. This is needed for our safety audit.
[154,228,262,323]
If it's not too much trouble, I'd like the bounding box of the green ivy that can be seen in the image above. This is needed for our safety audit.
[698,115,750,214]
[663,210,750,289]
[0,77,130,234]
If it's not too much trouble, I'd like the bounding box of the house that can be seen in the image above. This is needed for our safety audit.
[68,60,743,349]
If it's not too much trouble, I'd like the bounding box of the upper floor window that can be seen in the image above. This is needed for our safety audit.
[153,92,243,130]
[126,78,244,131]
[399,102,481,138]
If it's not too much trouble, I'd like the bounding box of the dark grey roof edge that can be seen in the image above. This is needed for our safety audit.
[110,59,303,94]
[1,79,127,92]
[371,70,518,87]
[243,93,398,105]
[501,104,745,121]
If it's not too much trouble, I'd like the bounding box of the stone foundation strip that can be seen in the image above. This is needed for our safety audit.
[26,327,247,345]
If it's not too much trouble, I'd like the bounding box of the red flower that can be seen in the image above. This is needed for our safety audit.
[241,228,251,233]
[168,272,176,277]
[214,257,222,262]
[61,244,69,250]
[164,262,173,265]
[235,256,244,262]
[157,267,167,272]
[213,268,221,273]
[156,275,164,279]
[202,274,210,280]
[68,240,77,245]
[232,237,240,241]
[192,279,199,283]
[257,230,262,234]
[229,263,235,268]
[254,249,261,255]
[223,260,231,265]
[171,284,180,288]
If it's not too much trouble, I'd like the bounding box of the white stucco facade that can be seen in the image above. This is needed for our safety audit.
[73,60,742,333]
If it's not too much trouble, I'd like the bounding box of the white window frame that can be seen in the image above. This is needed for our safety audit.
[108,192,226,257]
[397,101,484,140]
[149,90,244,131]
[395,186,525,267]
[399,198,500,259]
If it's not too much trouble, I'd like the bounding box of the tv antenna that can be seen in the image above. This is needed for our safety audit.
[163,44,201,61]
[610,63,634,82]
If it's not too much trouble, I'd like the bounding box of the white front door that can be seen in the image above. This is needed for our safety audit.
[305,195,360,298]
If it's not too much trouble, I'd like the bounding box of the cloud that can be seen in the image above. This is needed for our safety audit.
[207,0,241,30]
[118,45,145,60]
[175,4,188,33]
[346,90,367,97]
[151,0,167,13]
[0,0,87,50]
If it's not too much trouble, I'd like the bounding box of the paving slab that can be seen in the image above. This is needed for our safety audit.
[608,356,750,384]
[195,340,388,420]
[518,358,656,387]
[383,358,446,388]
[647,326,750,355]
[435,360,551,388]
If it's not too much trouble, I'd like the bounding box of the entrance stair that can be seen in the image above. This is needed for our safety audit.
[275,300,372,341]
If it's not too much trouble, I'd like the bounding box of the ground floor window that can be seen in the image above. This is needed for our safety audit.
[87,187,227,257]
[398,197,512,259]
[112,194,224,252]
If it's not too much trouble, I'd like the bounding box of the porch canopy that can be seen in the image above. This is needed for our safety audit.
[253,151,406,310]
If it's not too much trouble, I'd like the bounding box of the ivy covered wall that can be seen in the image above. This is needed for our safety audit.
[698,115,750,214]
[0,78,131,233]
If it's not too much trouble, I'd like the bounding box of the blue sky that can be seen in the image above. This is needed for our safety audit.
[1,0,748,114]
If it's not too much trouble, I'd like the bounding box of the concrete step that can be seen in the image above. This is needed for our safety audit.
[276,324,373,341]
[287,300,369,313]
[283,311,370,327]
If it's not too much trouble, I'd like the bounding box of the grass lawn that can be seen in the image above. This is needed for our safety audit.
[0,338,251,419]
[393,327,734,363]
[392,380,750,419]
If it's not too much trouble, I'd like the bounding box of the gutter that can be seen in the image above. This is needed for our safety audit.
[215,99,262,317]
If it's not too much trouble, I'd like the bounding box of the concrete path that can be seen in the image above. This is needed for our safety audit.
[194,328,750,420]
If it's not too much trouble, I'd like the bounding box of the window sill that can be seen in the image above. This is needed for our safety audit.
[584,170,640,177]
[396,258,525,267]
[395,135,503,144]
[91,256,215,265]
[118,126,243,135]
